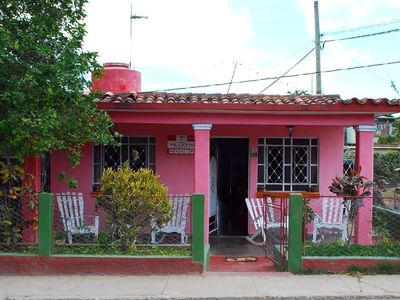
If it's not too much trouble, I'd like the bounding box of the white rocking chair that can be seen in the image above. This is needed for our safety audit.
[151,194,190,244]
[56,192,99,244]
[312,197,349,243]
[245,197,281,246]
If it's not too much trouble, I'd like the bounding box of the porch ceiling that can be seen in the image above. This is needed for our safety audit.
[108,111,374,126]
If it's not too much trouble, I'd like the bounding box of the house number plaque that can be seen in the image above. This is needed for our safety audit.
[167,135,195,155]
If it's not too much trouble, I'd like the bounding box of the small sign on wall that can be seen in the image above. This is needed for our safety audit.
[167,135,194,155]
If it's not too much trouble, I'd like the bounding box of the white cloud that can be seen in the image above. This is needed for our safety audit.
[84,1,400,98]
[298,0,400,35]
[84,0,261,75]
[296,0,400,98]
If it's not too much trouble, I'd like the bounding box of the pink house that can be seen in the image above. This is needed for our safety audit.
[48,63,400,246]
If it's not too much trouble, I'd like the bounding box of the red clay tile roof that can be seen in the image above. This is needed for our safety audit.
[94,92,400,106]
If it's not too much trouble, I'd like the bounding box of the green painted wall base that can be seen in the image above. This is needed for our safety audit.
[203,244,210,272]
[38,193,53,256]
[191,194,209,272]
[288,193,303,273]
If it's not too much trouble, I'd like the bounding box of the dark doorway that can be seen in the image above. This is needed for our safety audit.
[213,138,249,236]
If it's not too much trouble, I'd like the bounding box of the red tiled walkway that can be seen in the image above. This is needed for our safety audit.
[209,256,276,272]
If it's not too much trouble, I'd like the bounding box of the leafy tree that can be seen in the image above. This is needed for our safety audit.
[374,151,400,185]
[287,89,309,96]
[377,118,400,145]
[0,161,37,248]
[0,0,117,167]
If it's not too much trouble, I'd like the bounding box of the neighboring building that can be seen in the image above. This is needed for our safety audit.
[42,63,400,245]
[376,115,396,137]
[344,115,396,146]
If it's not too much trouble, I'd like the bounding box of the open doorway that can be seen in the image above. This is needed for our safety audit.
[211,138,249,236]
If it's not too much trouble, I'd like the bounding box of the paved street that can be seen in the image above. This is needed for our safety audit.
[1,273,400,299]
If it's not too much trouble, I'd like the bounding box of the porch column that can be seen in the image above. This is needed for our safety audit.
[354,125,376,244]
[193,123,212,244]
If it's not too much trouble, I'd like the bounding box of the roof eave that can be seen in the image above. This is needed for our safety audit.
[96,102,400,114]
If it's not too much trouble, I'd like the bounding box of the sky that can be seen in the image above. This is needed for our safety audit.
[84,0,400,99]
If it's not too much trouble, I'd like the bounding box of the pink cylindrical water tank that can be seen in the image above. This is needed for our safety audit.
[92,62,141,93]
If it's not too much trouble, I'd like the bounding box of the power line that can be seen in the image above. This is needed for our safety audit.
[259,47,315,94]
[146,59,400,93]
[322,18,400,36]
[330,43,393,92]
[227,61,237,93]
[323,28,400,44]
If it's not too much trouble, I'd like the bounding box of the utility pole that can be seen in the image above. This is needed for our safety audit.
[314,0,322,94]
[129,4,148,69]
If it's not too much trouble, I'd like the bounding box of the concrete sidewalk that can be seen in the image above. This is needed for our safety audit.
[1,273,400,300]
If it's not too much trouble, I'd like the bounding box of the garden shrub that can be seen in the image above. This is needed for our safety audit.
[304,241,400,257]
[97,163,171,251]
[374,151,400,185]
[0,161,37,249]
[373,207,400,241]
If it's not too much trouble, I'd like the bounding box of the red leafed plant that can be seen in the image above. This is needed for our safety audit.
[329,166,373,243]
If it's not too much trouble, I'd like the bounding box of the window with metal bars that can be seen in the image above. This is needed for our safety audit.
[257,138,319,192]
[93,137,156,184]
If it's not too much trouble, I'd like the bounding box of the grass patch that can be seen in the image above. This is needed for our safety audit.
[299,264,400,275]
[304,241,400,257]
[296,268,333,275]
[0,244,190,256]
[347,264,400,275]
[53,244,190,256]
[0,244,38,255]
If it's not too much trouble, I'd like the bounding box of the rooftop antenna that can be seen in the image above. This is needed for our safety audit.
[129,3,148,69]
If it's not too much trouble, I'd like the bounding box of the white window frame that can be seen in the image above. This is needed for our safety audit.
[93,136,156,184]
[257,137,319,192]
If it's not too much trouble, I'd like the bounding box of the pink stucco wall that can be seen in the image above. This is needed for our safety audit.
[51,124,346,197]
[50,113,374,239]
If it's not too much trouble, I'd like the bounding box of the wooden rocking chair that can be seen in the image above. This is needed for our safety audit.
[245,197,281,246]
[312,197,349,243]
[151,194,190,244]
[56,192,99,244]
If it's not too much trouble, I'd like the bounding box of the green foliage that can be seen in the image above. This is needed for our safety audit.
[373,207,400,241]
[302,198,314,242]
[347,263,400,275]
[52,244,190,256]
[97,163,171,251]
[287,89,309,96]
[303,198,314,225]
[374,151,400,185]
[58,171,78,188]
[376,117,400,145]
[0,162,37,248]
[301,264,400,275]
[329,167,373,243]
[329,167,373,198]
[0,0,117,167]
[0,243,190,256]
[304,241,400,257]
[297,269,333,275]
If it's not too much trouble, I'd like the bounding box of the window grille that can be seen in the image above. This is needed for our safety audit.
[93,137,156,184]
[257,138,319,192]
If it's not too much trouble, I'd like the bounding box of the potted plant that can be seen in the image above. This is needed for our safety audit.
[328,166,373,243]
